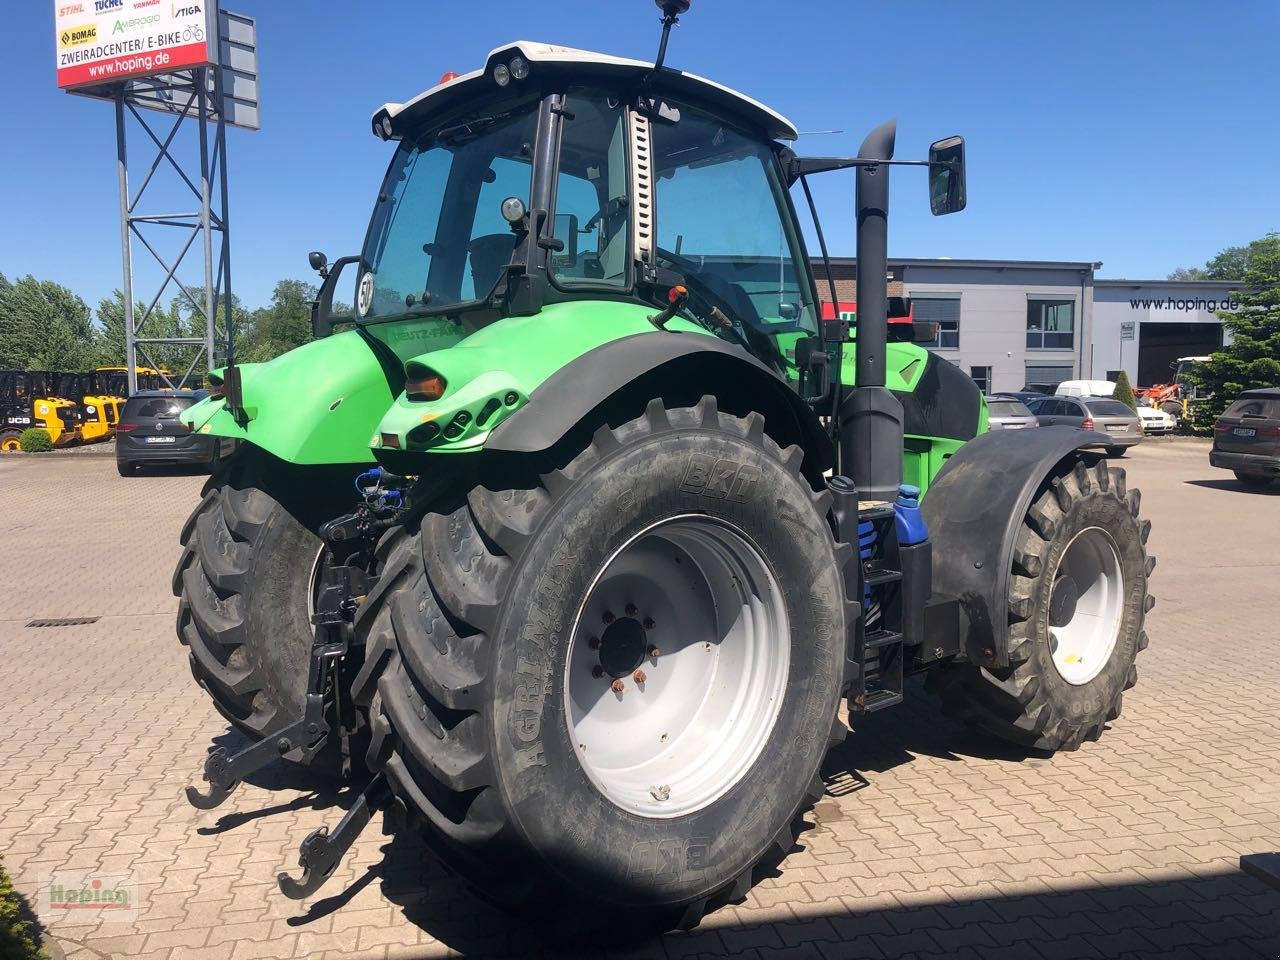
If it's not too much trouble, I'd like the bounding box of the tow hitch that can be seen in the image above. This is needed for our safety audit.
[184,469,410,896]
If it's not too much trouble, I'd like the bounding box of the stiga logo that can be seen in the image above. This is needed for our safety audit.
[173,2,201,14]
[94,0,123,10]
[59,23,97,47]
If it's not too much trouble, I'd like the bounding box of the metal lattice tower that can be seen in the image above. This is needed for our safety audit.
[115,67,233,393]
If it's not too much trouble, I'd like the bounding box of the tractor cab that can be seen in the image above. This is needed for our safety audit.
[315,41,822,387]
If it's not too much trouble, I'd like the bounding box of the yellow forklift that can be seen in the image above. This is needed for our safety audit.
[52,372,124,444]
[0,370,81,449]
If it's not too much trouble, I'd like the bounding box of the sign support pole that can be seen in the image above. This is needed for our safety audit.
[115,94,139,396]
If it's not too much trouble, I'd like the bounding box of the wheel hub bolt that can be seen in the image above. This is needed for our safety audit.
[587,635,600,650]
[611,679,625,694]
[625,603,638,617]
[602,610,615,624]
[643,617,655,630]
[592,665,604,678]
[648,646,660,659]
[650,784,670,802]
[633,669,647,684]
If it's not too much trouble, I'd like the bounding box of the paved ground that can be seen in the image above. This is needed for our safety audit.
[1,440,1278,960]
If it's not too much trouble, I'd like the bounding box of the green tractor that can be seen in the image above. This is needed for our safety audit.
[177,2,1154,936]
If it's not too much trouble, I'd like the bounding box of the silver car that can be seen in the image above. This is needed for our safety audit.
[1026,396,1143,456]
[986,396,1039,431]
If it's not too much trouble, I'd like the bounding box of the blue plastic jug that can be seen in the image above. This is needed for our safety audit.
[894,483,929,546]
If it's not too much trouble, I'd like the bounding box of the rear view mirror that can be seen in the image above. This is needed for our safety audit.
[928,136,966,215]
[552,214,579,267]
[311,255,361,339]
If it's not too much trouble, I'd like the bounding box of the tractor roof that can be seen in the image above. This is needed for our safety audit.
[374,41,798,142]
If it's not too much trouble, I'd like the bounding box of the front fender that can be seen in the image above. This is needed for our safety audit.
[921,426,1102,668]
[180,330,396,465]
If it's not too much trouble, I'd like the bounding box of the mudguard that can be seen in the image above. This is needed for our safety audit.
[179,330,396,465]
[920,426,1103,669]
[486,331,833,470]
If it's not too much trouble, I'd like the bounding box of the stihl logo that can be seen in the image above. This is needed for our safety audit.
[679,454,761,502]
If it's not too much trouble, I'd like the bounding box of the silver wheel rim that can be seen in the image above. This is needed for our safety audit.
[1048,527,1125,686]
[564,515,789,819]
[305,544,327,621]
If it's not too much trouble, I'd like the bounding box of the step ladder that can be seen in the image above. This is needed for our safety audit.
[850,500,904,714]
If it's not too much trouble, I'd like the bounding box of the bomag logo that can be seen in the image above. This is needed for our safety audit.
[59,23,97,47]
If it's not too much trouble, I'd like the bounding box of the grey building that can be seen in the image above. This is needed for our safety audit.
[814,257,1237,393]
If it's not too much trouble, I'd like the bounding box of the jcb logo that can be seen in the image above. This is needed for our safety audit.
[680,454,761,502]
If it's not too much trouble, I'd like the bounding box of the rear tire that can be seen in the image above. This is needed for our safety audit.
[1105,446,1126,458]
[0,429,22,453]
[116,460,135,476]
[352,398,850,936]
[173,448,358,769]
[1234,471,1274,489]
[927,459,1153,751]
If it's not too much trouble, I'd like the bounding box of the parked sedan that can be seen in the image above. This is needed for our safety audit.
[1135,402,1177,435]
[1025,396,1143,456]
[1210,388,1280,489]
[115,389,234,476]
[986,396,1039,431]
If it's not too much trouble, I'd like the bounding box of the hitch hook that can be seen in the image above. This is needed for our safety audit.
[278,773,390,899]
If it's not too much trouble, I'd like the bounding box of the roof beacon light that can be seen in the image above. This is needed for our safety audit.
[508,56,529,80]
[493,62,511,87]
[439,71,460,84]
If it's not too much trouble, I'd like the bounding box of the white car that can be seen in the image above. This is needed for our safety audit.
[1136,404,1176,434]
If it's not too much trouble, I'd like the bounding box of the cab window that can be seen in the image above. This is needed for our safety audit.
[650,102,818,371]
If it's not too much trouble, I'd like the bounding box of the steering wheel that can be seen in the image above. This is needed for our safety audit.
[655,246,789,372]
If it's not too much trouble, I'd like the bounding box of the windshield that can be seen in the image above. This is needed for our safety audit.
[358,101,540,321]
[988,399,1031,418]
[1085,399,1135,417]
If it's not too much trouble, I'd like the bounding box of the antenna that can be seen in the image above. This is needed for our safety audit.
[652,0,691,72]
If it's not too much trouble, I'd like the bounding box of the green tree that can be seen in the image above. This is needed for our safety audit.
[1169,235,1277,281]
[0,274,98,371]
[238,279,316,362]
[1112,369,1137,411]
[1185,233,1280,431]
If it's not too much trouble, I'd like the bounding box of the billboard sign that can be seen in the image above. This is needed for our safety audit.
[55,1,216,90]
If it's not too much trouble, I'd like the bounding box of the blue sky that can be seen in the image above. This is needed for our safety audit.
[2,0,1277,312]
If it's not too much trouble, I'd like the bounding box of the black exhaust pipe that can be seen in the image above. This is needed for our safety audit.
[842,120,905,502]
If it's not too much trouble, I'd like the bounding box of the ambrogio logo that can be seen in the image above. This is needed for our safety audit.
[113,13,160,32]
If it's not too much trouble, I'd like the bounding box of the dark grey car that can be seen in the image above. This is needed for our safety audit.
[115,390,234,476]
[1210,388,1280,488]
[1026,396,1143,456]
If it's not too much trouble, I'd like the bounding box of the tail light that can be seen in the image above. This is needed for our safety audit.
[116,422,137,432]
[1214,422,1232,432]
[1030,418,1040,427]
[405,366,447,402]
[1081,417,1094,431]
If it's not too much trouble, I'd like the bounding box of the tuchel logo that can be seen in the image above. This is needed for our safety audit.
[94,0,123,10]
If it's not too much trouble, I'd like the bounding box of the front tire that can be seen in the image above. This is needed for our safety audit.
[927,459,1153,751]
[352,398,849,935]
[173,449,357,766]
[1105,446,1127,458]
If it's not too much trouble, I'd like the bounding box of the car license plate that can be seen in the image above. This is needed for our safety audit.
[144,436,177,444]
[1004,423,1024,430]
[1106,424,1125,432]
[1233,427,1256,437]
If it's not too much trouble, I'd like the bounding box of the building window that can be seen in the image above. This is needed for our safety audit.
[1025,364,1074,393]
[912,296,959,349]
[970,366,991,395]
[1027,298,1074,350]
[1106,369,1122,381]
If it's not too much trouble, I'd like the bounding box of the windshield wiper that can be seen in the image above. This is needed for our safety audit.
[435,112,513,145]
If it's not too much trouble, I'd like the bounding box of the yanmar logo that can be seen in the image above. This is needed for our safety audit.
[132,0,160,7]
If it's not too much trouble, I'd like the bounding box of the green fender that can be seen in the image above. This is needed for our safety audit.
[373,301,708,453]
[179,330,396,465]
